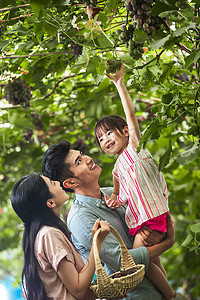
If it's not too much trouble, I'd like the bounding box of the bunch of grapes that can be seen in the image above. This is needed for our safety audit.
[31,111,44,130]
[23,129,33,142]
[106,60,122,74]
[117,25,144,59]
[125,0,161,35]
[70,42,83,59]
[4,79,32,109]
[188,117,200,137]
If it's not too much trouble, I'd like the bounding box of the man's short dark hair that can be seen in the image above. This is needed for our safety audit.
[42,141,75,192]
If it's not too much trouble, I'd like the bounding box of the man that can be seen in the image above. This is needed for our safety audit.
[42,140,175,300]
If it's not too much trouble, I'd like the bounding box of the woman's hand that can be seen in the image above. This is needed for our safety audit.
[92,219,110,240]
[106,63,125,86]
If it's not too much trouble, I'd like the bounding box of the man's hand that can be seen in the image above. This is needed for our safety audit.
[138,226,166,247]
[138,213,175,247]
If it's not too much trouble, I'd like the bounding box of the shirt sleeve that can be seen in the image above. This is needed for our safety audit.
[36,228,75,272]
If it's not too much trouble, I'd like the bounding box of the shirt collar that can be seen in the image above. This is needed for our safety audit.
[74,191,107,207]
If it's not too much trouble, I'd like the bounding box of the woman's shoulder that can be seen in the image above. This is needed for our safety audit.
[36,226,69,246]
[37,225,60,237]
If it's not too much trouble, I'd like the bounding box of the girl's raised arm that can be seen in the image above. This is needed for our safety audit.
[107,64,141,148]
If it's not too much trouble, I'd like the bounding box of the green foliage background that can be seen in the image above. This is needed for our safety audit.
[0,0,200,298]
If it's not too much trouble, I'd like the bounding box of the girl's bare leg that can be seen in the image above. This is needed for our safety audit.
[153,256,167,278]
[146,263,175,300]
[133,233,175,299]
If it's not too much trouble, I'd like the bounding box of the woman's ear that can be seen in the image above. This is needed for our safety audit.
[63,178,78,190]
[46,198,56,208]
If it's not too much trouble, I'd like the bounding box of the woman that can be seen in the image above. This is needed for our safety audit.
[11,172,110,300]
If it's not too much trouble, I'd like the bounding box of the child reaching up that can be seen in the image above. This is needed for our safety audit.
[94,64,186,300]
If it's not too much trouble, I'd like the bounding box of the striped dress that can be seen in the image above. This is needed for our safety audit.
[113,144,169,230]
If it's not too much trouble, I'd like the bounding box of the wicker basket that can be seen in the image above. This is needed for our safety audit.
[90,225,145,299]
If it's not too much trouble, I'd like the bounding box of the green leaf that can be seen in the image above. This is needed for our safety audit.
[162,93,173,104]
[149,35,170,50]
[95,34,113,48]
[151,1,176,15]
[185,49,200,67]
[159,61,175,83]
[173,22,196,37]
[34,22,45,42]
[43,19,59,36]
[134,29,148,43]
[30,1,44,18]
[190,222,200,233]
[177,144,199,165]
[182,232,193,247]
[0,40,11,51]
[139,122,164,151]
[159,140,172,171]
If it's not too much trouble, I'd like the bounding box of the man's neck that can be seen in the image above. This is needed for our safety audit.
[74,182,101,199]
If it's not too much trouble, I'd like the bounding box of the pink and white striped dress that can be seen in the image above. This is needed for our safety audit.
[113,144,169,231]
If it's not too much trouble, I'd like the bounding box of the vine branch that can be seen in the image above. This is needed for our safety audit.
[43,73,84,99]
[0,51,71,59]
[0,4,30,12]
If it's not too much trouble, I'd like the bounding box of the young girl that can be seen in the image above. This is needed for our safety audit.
[11,172,110,300]
[94,64,185,300]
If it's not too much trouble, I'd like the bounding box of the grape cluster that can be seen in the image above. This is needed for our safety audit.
[111,269,137,279]
[125,0,161,35]
[70,42,83,59]
[188,124,200,137]
[4,79,32,109]
[117,24,144,59]
[23,129,33,142]
[31,111,44,130]
[106,60,122,74]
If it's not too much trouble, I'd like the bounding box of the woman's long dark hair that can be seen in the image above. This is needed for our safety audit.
[11,172,71,300]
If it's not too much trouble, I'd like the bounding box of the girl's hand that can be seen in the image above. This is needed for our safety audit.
[105,194,121,209]
[106,63,125,86]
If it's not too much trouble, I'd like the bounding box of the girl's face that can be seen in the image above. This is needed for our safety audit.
[42,176,69,211]
[98,127,129,155]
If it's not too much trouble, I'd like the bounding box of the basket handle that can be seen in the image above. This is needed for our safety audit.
[93,225,136,275]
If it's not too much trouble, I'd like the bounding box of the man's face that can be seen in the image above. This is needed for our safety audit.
[64,149,102,185]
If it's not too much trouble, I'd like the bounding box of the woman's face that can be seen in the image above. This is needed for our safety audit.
[42,176,69,208]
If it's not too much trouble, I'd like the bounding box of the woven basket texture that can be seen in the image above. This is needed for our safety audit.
[90,225,145,299]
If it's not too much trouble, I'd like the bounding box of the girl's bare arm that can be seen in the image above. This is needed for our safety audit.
[107,64,141,148]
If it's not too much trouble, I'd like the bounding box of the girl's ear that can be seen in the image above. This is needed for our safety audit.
[123,126,129,137]
[63,178,78,190]
[46,198,56,208]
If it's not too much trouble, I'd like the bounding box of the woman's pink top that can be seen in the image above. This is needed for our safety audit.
[113,144,169,230]
[35,226,95,300]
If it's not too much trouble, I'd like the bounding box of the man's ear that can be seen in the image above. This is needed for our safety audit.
[46,198,56,208]
[123,126,129,137]
[63,178,78,190]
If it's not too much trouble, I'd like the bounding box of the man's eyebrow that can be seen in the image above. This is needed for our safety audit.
[74,152,81,165]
